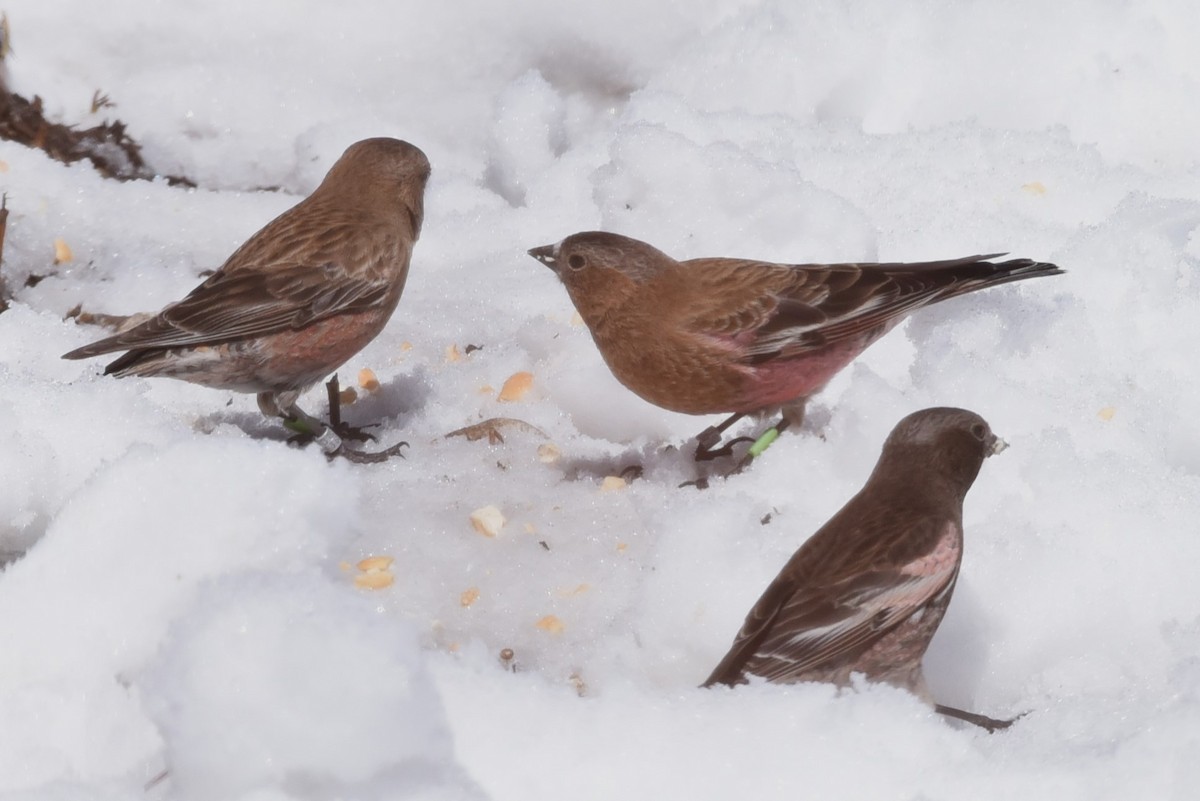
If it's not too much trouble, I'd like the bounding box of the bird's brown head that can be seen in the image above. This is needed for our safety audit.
[527,231,674,325]
[320,138,431,237]
[875,407,1006,496]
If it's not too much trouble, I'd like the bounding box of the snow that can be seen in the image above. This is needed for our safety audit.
[3,1,1200,799]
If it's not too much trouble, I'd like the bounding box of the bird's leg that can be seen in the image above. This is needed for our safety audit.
[321,375,409,462]
[324,374,378,442]
[934,703,1026,733]
[263,391,345,454]
[694,413,753,461]
[261,389,406,464]
[725,418,793,476]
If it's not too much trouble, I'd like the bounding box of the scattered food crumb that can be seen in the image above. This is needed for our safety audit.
[470,505,506,537]
[357,368,380,392]
[498,371,534,401]
[352,555,395,590]
[357,556,394,572]
[54,238,73,264]
[353,571,394,590]
[600,475,627,492]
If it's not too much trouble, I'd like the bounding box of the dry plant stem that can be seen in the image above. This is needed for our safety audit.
[0,87,194,186]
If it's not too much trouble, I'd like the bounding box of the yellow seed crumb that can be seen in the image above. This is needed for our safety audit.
[616,542,628,553]
[445,344,461,363]
[338,561,353,571]
[556,583,590,597]
[339,387,358,405]
[357,555,394,572]
[354,571,394,590]
[537,443,561,464]
[478,384,495,394]
[54,238,73,264]
[358,368,380,392]
[524,522,537,534]
[498,371,534,401]
[460,587,480,607]
[470,505,506,537]
[600,475,627,492]
[0,160,9,173]
[1098,406,1117,421]
[1022,181,1047,195]
[536,614,565,635]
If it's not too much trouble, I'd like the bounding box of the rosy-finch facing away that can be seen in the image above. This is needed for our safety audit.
[64,137,430,461]
[528,232,1062,462]
[703,407,1017,732]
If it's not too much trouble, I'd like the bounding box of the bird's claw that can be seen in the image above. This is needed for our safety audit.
[328,440,409,464]
[934,703,1028,733]
[695,435,755,462]
[330,420,379,443]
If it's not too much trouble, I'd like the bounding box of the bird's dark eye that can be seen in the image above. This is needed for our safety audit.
[970,423,988,441]
[568,254,586,271]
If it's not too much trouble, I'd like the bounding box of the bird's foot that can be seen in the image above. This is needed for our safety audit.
[330,439,409,465]
[283,410,407,464]
[934,703,1027,733]
[331,420,379,443]
[693,413,748,461]
[694,435,755,461]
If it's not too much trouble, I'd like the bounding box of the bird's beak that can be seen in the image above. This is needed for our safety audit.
[527,244,559,273]
[987,434,1009,457]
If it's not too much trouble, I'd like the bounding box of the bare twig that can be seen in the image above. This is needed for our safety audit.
[89,89,115,113]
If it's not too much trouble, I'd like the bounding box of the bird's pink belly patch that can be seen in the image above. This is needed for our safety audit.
[736,341,865,410]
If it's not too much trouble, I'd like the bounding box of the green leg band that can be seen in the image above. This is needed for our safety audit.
[283,416,317,435]
[747,426,782,459]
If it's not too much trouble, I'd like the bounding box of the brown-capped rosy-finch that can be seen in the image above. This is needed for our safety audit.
[703,407,1016,732]
[63,137,430,462]
[528,232,1061,463]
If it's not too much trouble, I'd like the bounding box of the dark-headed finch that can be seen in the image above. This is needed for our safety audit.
[528,232,1062,462]
[703,407,1015,732]
[63,138,430,461]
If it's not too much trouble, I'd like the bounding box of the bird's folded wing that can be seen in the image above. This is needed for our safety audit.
[742,567,952,683]
[681,255,1010,360]
[62,262,393,358]
[703,521,958,686]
